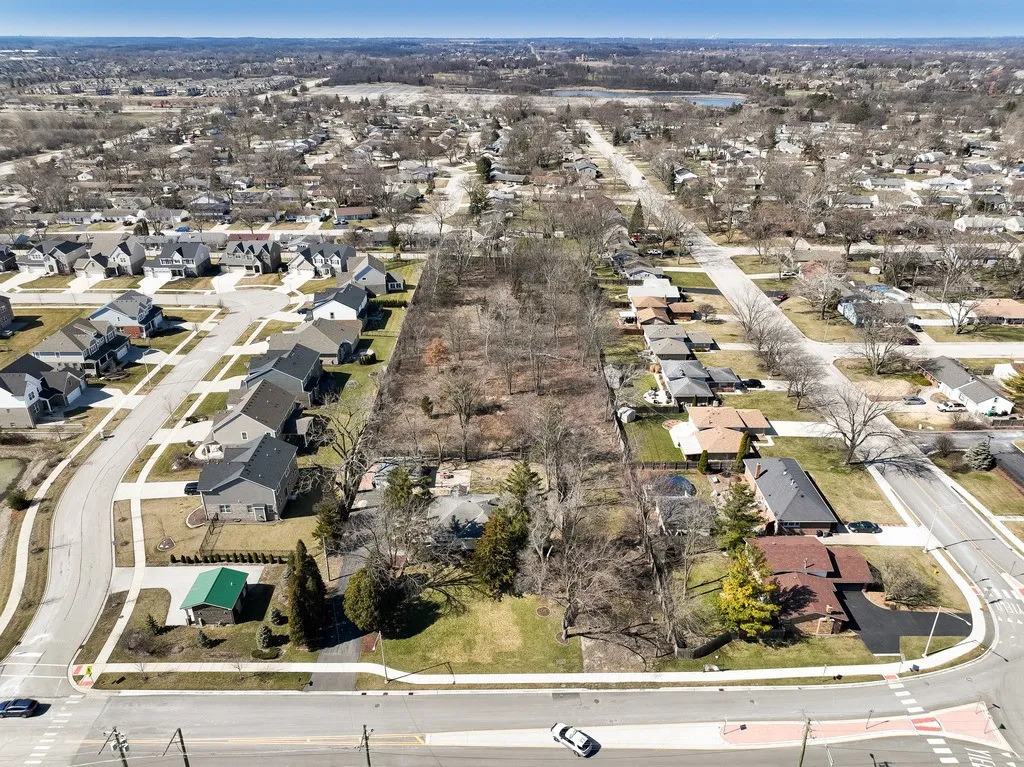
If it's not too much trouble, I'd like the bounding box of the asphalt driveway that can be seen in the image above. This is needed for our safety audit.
[839,588,972,654]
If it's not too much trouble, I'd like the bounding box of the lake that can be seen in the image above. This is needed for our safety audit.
[0,458,24,499]
[544,89,744,107]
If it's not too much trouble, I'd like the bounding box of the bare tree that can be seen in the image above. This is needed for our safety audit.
[440,367,483,461]
[781,348,825,409]
[426,192,459,238]
[813,386,895,464]
[944,280,987,335]
[855,320,910,375]
[302,393,377,509]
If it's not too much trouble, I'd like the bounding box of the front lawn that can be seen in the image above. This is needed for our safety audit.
[0,309,89,369]
[359,594,582,677]
[656,634,884,671]
[193,391,229,418]
[722,391,822,422]
[932,454,1024,517]
[695,350,763,378]
[622,416,681,463]
[779,299,861,343]
[131,325,194,353]
[242,319,302,344]
[665,271,717,290]
[850,546,969,612]
[926,324,1024,343]
[20,274,75,290]
[757,437,902,525]
[148,443,202,482]
[157,275,218,292]
[203,354,251,382]
[141,497,206,564]
[238,273,284,287]
[834,359,931,387]
[87,275,143,291]
[299,277,336,295]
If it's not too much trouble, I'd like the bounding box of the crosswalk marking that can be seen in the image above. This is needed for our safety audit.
[928,738,947,745]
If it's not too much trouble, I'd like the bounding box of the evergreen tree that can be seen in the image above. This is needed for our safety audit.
[715,485,760,552]
[964,440,996,471]
[312,491,342,544]
[475,156,492,181]
[697,449,709,475]
[343,557,408,636]
[145,613,160,636]
[628,200,646,234]
[270,607,286,626]
[733,433,751,473]
[718,547,780,638]
[256,625,273,650]
[471,508,528,598]
[667,166,676,193]
[288,540,327,647]
[503,460,541,517]
[196,629,214,649]
[1002,371,1024,404]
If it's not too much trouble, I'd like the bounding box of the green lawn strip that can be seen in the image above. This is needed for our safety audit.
[779,299,860,343]
[926,324,1024,343]
[156,275,219,292]
[165,394,199,426]
[833,359,931,387]
[732,254,785,274]
[299,277,336,295]
[622,416,682,463]
[695,350,763,379]
[94,672,311,691]
[238,273,284,287]
[932,455,1024,517]
[241,319,302,343]
[123,444,158,482]
[75,591,127,666]
[164,309,221,325]
[148,443,201,482]
[666,271,716,290]
[655,635,884,672]
[130,326,194,353]
[362,594,582,675]
[0,309,90,369]
[757,437,901,525]
[113,499,134,568]
[193,391,229,418]
[19,274,75,290]
[849,546,969,613]
[900,635,963,660]
[203,354,251,382]
[722,391,822,422]
[86,275,144,291]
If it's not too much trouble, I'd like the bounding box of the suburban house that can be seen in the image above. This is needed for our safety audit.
[143,242,213,278]
[266,319,361,365]
[660,359,741,407]
[181,567,250,626]
[309,283,369,322]
[30,319,131,376]
[973,298,1024,325]
[221,239,283,275]
[337,254,405,296]
[288,242,356,277]
[0,354,86,428]
[243,344,323,405]
[919,357,1014,417]
[0,295,12,331]
[669,406,770,460]
[333,205,375,223]
[837,291,915,327]
[88,291,164,339]
[16,240,90,276]
[743,458,840,535]
[92,237,147,276]
[197,434,299,523]
[427,493,500,550]
[749,537,873,636]
[210,380,298,450]
[0,244,17,272]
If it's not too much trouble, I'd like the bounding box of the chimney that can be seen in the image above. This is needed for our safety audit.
[753,462,762,479]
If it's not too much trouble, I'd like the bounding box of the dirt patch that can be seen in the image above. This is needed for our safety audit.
[582,636,646,672]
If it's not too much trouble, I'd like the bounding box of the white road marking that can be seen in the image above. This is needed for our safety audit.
[928,738,947,745]
[895,691,912,697]
[939,759,959,764]
[902,698,919,705]
[907,706,926,713]
[935,748,953,754]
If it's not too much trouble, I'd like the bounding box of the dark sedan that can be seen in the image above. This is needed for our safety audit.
[0,699,39,718]
[847,521,882,534]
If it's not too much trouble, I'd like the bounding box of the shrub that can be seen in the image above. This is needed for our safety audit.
[963,440,996,471]
[6,489,30,511]
[256,625,273,650]
[145,613,161,636]
[196,629,214,649]
[270,607,286,626]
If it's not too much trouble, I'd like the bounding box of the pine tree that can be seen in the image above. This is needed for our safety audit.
[257,625,273,650]
[1002,371,1024,404]
[145,613,160,636]
[419,394,434,419]
[697,449,709,475]
[503,460,541,517]
[471,508,528,598]
[733,433,751,473]
[196,629,214,649]
[964,440,996,471]
[312,492,342,544]
[715,485,760,552]
[628,200,646,234]
[288,540,327,647]
[718,547,780,638]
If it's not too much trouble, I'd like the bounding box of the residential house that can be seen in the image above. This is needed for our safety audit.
[0,245,17,273]
[143,242,213,279]
[309,283,369,322]
[30,319,131,376]
[333,206,375,223]
[669,405,770,460]
[266,319,361,365]
[837,290,915,327]
[197,434,299,523]
[243,344,323,406]
[16,240,89,276]
[0,295,12,331]
[288,242,355,278]
[0,355,86,428]
[94,237,147,276]
[181,567,250,626]
[919,357,1013,417]
[221,240,282,275]
[973,298,1024,325]
[88,290,165,339]
[743,458,840,535]
[427,493,500,550]
[337,254,405,296]
[660,358,741,407]
[210,380,298,448]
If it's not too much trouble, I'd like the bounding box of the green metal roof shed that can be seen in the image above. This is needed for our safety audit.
[180,567,248,611]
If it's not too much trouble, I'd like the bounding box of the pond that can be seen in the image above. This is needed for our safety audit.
[0,458,24,499]
[543,89,745,107]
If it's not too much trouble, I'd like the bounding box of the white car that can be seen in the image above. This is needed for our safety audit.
[551,723,597,757]
[937,401,966,412]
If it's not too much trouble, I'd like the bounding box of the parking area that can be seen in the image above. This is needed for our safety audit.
[839,588,972,654]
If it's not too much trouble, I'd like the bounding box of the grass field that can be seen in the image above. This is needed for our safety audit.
[75,591,127,665]
[722,391,823,422]
[0,309,88,369]
[695,350,763,378]
[656,634,883,671]
[665,270,716,290]
[779,299,861,343]
[193,391,229,418]
[757,437,901,525]
[622,416,682,463]
[148,443,202,482]
[834,358,931,387]
[157,275,218,292]
[95,672,311,691]
[360,594,582,676]
[933,455,1024,517]
[20,273,75,290]
[926,324,1024,343]
[850,546,969,612]
[141,497,206,565]
[87,275,143,291]
[113,500,134,567]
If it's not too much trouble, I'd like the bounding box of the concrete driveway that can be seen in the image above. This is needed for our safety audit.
[140,565,264,625]
[839,588,972,654]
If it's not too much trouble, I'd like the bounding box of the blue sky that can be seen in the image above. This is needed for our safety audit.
[2,0,1023,39]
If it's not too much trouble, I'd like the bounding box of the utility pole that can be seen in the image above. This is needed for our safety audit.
[360,724,373,767]
[796,719,811,767]
[99,727,130,767]
[162,727,191,767]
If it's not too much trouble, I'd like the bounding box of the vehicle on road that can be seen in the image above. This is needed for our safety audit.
[744,378,764,389]
[183,481,200,496]
[937,401,966,412]
[906,322,923,332]
[0,699,39,718]
[643,248,663,256]
[900,335,920,346]
[847,521,882,534]
[551,723,597,757]
[780,270,798,278]
[902,396,926,405]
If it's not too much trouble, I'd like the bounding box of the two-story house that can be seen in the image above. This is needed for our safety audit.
[337,254,405,297]
[197,434,299,523]
[16,240,90,276]
[209,380,298,450]
[88,290,165,339]
[309,283,369,322]
[30,319,131,376]
[287,243,356,278]
[243,344,323,406]
[266,319,361,365]
[0,354,86,428]
[221,239,282,275]
[143,242,213,279]
[95,237,147,276]
[0,295,13,331]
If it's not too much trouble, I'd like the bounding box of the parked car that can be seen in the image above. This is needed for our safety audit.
[744,378,765,389]
[0,699,39,718]
[183,481,200,496]
[902,396,926,405]
[643,248,663,256]
[900,335,920,346]
[847,521,882,534]
[0,329,13,339]
[937,401,967,412]
[184,414,208,424]
[906,322,923,332]
[551,723,597,757]
[780,270,798,278]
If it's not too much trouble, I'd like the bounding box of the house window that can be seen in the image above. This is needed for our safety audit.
[781,521,801,529]
[217,504,231,515]
[240,431,248,441]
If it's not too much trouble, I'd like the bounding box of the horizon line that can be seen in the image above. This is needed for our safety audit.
[2,34,1024,42]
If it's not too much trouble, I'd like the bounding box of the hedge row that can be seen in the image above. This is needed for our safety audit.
[169,552,287,565]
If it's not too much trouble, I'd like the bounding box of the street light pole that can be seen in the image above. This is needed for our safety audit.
[923,606,944,657]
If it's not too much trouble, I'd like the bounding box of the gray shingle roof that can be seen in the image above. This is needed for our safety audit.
[266,319,361,357]
[198,434,297,492]
[312,282,368,312]
[216,380,295,431]
[247,343,320,381]
[744,457,838,527]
